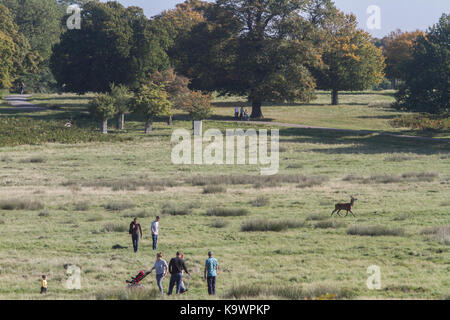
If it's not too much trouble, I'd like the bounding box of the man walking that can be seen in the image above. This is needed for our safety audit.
[168,252,190,295]
[204,251,219,295]
[151,216,160,251]
[129,218,143,253]
[234,106,239,119]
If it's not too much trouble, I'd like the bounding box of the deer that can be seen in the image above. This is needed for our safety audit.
[331,196,357,217]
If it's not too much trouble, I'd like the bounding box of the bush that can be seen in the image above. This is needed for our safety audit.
[161,202,192,216]
[0,89,9,100]
[347,225,404,236]
[19,157,46,163]
[203,185,227,194]
[38,210,50,217]
[250,196,270,207]
[391,114,450,131]
[0,199,44,211]
[207,208,248,217]
[104,201,135,211]
[123,211,150,218]
[241,219,304,232]
[74,202,89,211]
[420,226,450,245]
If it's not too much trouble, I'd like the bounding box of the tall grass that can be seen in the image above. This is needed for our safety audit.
[206,207,248,217]
[104,201,135,211]
[161,202,193,216]
[95,288,160,300]
[250,196,270,207]
[241,219,304,232]
[421,226,450,245]
[0,199,44,210]
[203,185,227,194]
[347,225,404,236]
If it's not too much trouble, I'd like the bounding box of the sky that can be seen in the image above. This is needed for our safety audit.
[101,0,450,38]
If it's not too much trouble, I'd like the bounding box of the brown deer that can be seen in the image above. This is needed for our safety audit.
[331,196,357,217]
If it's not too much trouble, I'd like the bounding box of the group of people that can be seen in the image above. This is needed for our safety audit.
[128,217,219,296]
[234,106,250,121]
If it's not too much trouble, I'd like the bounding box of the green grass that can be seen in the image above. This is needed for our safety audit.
[0,92,449,300]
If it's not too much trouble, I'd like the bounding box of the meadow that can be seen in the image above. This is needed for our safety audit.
[0,92,449,300]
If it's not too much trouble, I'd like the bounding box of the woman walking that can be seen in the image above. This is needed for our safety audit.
[149,252,168,293]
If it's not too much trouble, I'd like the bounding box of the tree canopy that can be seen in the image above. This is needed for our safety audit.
[395,14,450,114]
[50,1,172,93]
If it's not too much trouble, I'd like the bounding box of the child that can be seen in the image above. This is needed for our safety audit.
[40,275,47,294]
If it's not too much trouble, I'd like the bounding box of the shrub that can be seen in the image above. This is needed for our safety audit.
[104,201,135,211]
[19,157,46,163]
[347,225,404,236]
[250,196,270,207]
[286,164,303,169]
[203,185,226,194]
[102,223,128,233]
[210,219,229,228]
[38,210,50,217]
[0,199,44,211]
[207,208,248,217]
[241,219,304,232]
[123,211,150,218]
[315,220,345,229]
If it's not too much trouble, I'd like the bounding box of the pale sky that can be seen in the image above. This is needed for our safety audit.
[103,0,450,37]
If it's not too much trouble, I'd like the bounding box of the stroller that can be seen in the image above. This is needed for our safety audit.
[126,270,151,288]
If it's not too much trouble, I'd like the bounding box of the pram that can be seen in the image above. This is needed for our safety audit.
[126,270,151,288]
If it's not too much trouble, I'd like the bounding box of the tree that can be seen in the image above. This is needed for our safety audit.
[88,94,116,134]
[132,84,173,134]
[147,68,191,124]
[183,91,213,134]
[382,30,424,87]
[51,1,172,93]
[0,4,39,89]
[312,13,385,105]
[110,83,133,130]
[174,0,330,118]
[395,14,450,114]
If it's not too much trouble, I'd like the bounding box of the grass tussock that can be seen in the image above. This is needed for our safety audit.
[241,219,304,232]
[19,157,46,164]
[203,185,227,194]
[384,155,416,162]
[74,202,89,211]
[420,226,450,245]
[344,172,438,184]
[161,202,195,216]
[250,196,270,207]
[123,210,150,218]
[102,223,128,233]
[104,201,135,211]
[314,220,346,229]
[226,284,355,300]
[306,214,329,221]
[210,219,229,228]
[38,210,50,217]
[0,199,44,211]
[67,177,178,191]
[347,225,404,236]
[206,207,248,217]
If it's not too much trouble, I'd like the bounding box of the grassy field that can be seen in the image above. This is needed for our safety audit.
[0,92,449,300]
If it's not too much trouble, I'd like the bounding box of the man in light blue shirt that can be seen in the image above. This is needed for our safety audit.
[204,251,219,295]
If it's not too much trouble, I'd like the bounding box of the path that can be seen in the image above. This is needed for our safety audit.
[218,120,450,142]
[2,95,45,111]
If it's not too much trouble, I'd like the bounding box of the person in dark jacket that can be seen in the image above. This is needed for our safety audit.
[129,218,143,253]
[167,251,190,295]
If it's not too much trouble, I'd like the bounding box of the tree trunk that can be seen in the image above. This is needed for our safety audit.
[250,100,263,119]
[117,113,125,130]
[331,89,339,105]
[100,120,108,134]
[145,119,153,134]
[168,115,173,125]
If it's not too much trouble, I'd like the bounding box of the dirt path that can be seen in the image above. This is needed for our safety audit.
[218,120,450,142]
[3,95,45,111]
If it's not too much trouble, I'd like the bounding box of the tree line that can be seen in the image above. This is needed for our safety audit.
[0,0,448,118]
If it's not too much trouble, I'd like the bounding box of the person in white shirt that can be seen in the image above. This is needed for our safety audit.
[234,106,239,119]
[149,252,168,293]
[151,216,160,251]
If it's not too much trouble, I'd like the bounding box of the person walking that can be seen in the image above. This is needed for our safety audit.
[234,106,239,119]
[40,275,47,294]
[149,252,168,293]
[167,251,190,295]
[151,216,160,251]
[129,218,143,253]
[20,81,25,95]
[204,251,219,295]
[240,106,244,119]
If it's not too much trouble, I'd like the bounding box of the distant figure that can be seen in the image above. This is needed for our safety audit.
[129,218,143,253]
[168,251,190,295]
[149,252,168,293]
[234,106,239,119]
[151,216,160,251]
[20,82,25,95]
[243,109,250,121]
[240,106,244,119]
[204,251,219,295]
[179,253,187,293]
[40,275,47,294]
